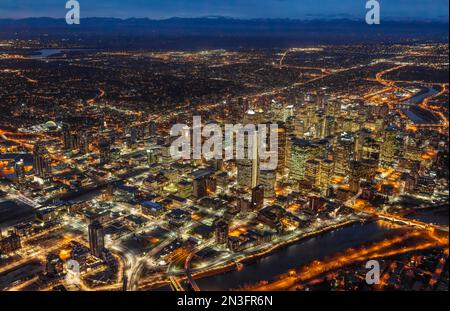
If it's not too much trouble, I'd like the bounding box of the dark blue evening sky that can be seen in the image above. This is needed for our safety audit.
[0,0,448,20]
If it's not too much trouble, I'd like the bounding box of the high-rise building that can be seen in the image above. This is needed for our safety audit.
[354,128,372,161]
[237,128,259,189]
[193,177,207,198]
[214,219,229,244]
[149,121,157,136]
[322,116,335,138]
[295,107,308,137]
[305,159,320,189]
[341,117,354,133]
[206,176,217,194]
[275,124,287,173]
[271,102,293,123]
[261,121,286,174]
[258,169,276,198]
[271,100,285,122]
[283,105,294,122]
[99,139,111,165]
[146,149,157,165]
[14,159,26,185]
[333,134,354,177]
[314,94,322,109]
[380,126,397,166]
[361,136,380,163]
[313,112,324,139]
[128,127,138,149]
[33,143,44,176]
[160,143,173,164]
[349,160,363,193]
[251,185,265,209]
[62,123,72,150]
[349,159,377,193]
[285,116,296,138]
[33,143,52,181]
[79,131,90,155]
[308,195,323,211]
[326,100,341,118]
[306,104,316,129]
[403,137,422,162]
[289,139,321,184]
[71,132,79,150]
[319,159,334,195]
[285,117,297,170]
[88,220,105,258]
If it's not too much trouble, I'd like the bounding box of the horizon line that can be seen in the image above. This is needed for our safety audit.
[1,16,448,23]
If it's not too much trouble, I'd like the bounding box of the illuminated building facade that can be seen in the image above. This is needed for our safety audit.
[380,126,398,166]
[33,142,52,181]
[333,134,354,177]
[251,184,265,209]
[289,139,322,186]
[88,220,105,258]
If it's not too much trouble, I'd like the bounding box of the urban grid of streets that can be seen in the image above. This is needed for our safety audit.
[0,41,448,291]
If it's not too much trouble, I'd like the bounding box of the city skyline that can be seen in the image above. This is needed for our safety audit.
[0,0,448,296]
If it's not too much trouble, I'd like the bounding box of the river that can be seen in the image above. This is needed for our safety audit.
[153,206,448,291]
[29,49,93,59]
[402,87,440,124]
[194,221,409,291]
[152,206,448,291]
[403,87,439,105]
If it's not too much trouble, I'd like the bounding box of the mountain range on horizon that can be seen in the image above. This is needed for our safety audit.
[1,0,448,21]
[1,15,449,23]
[0,17,447,49]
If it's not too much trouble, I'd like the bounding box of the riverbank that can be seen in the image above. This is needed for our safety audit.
[193,219,363,279]
[404,204,449,226]
[148,217,367,290]
[146,204,448,291]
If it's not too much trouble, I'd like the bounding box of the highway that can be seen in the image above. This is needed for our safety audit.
[184,245,212,292]
[167,259,185,292]
[168,275,184,292]
[127,237,176,291]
